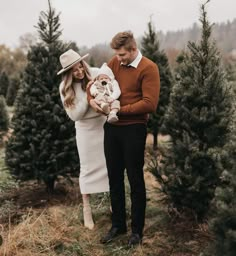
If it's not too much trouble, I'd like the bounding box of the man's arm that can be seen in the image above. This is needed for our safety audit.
[120,65,160,115]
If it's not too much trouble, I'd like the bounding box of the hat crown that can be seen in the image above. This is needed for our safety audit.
[60,49,82,69]
[97,63,114,80]
[57,49,89,75]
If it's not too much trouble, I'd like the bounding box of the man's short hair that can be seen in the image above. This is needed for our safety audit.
[110,31,137,51]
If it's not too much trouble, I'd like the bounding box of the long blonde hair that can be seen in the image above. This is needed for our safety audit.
[61,60,92,108]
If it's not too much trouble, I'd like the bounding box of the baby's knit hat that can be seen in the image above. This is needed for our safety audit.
[97,63,114,80]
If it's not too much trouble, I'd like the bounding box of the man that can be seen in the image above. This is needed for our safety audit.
[89,31,160,246]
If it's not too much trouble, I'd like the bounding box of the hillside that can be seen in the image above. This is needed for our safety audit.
[79,19,236,68]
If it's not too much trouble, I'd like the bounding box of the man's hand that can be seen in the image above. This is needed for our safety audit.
[89,99,106,115]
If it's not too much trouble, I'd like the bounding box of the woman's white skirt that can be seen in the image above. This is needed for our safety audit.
[75,115,109,194]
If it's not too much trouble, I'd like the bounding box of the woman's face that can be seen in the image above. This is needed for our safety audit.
[72,62,85,81]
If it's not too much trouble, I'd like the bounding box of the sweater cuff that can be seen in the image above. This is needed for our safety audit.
[120,105,131,114]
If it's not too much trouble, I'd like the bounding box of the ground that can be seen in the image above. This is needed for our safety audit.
[0,137,212,256]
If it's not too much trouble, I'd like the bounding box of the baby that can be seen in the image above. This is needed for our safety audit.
[90,63,121,123]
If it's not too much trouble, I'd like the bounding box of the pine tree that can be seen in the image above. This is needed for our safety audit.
[225,61,236,97]
[5,0,79,192]
[6,77,20,106]
[0,72,10,97]
[209,131,236,256]
[0,96,9,131]
[155,1,234,219]
[0,95,9,147]
[141,19,172,149]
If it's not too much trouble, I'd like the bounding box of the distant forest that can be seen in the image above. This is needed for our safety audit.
[158,18,236,53]
[82,18,236,68]
[1,18,235,73]
[156,18,236,66]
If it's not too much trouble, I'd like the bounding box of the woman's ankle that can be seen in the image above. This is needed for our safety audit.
[83,206,94,230]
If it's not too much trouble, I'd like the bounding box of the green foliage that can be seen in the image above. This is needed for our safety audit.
[5,0,79,192]
[208,125,236,255]
[6,77,20,106]
[0,72,9,97]
[0,96,9,132]
[35,0,62,45]
[141,19,172,149]
[225,61,236,97]
[155,2,234,219]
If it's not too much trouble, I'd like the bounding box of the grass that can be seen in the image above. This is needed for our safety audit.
[0,143,211,255]
[0,148,18,193]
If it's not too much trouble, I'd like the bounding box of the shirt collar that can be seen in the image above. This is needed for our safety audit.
[121,50,142,68]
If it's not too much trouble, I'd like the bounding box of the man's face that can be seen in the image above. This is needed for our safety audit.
[114,46,136,65]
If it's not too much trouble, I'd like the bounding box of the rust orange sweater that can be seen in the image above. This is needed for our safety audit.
[88,55,160,125]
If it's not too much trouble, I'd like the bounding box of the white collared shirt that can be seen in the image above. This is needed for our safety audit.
[121,50,142,68]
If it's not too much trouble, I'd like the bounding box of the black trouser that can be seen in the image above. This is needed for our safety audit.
[104,122,147,236]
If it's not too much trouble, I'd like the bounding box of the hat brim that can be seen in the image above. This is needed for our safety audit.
[57,53,89,75]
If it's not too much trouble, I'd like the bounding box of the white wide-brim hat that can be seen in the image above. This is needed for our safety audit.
[57,49,89,75]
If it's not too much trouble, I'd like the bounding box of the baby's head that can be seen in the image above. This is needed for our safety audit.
[96,63,114,85]
[97,74,111,86]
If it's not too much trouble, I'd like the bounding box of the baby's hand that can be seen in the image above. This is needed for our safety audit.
[107,97,114,103]
[94,90,99,97]
[90,85,99,97]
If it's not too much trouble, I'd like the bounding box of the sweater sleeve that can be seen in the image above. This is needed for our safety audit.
[120,64,160,115]
[59,82,89,121]
[90,82,98,96]
[87,83,93,103]
[87,67,99,102]
[110,80,121,100]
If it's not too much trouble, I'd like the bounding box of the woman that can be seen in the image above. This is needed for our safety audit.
[57,49,109,230]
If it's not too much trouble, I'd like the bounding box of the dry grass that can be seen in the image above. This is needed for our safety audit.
[0,139,212,256]
[0,173,211,256]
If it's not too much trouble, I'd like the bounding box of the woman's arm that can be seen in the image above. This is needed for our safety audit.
[59,82,89,121]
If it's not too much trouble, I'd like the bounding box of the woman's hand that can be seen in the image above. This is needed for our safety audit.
[89,99,106,115]
[86,80,94,89]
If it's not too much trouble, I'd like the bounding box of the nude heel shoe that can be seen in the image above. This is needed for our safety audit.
[83,206,94,230]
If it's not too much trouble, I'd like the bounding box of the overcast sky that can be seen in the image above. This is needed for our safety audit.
[1,0,236,49]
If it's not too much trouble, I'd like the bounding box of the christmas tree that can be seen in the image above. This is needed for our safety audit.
[141,19,172,149]
[5,0,79,192]
[0,96,9,132]
[6,77,20,106]
[156,1,234,219]
[0,72,9,97]
[209,131,236,255]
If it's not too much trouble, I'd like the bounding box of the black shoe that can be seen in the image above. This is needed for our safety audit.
[128,233,142,247]
[100,227,126,244]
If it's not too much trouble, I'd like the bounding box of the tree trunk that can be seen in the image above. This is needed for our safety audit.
[44,176,56,194]
[152,131,158,150]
